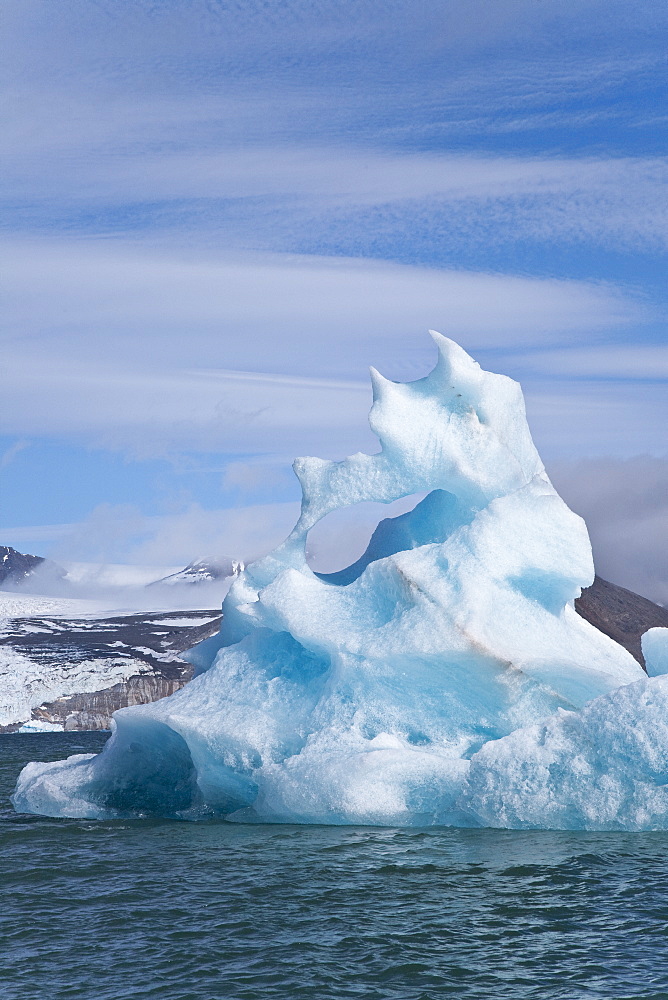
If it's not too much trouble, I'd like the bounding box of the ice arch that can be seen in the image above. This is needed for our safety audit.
[304,491,428,578]
[14,334,647,828]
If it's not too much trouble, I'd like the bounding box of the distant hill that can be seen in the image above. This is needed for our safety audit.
[149,556,244,587]
[576,576,668,668]
[0,546,65,587]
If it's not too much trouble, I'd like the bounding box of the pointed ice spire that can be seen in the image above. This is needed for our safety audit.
[427,330,484,403]
[369,366,397,405]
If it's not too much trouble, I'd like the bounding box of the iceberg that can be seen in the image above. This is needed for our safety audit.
[460,674,668,831]
[18,719,64,734]
[14,333,656,828]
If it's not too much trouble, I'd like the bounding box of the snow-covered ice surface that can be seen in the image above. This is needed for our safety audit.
[15,334,659,829]
[145,618,220,629]
[0,592,112,621]
[0,595,221,729]
[0,593,153,728]
[0,642,154,730]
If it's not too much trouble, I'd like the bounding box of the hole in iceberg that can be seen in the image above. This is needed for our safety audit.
[305,493,428,575]
[307,489,473,586]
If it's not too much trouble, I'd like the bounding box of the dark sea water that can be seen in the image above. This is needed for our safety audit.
[3,734,668,1000]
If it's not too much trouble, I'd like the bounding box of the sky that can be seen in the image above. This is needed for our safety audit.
[1,0,667,601]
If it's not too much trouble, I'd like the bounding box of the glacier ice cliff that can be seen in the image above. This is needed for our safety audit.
[14,333,662,829]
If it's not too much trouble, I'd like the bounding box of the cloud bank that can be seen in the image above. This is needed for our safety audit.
[1,0,666,606]
[551,457,668,605]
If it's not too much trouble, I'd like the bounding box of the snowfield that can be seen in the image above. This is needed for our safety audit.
[0,592,112,621]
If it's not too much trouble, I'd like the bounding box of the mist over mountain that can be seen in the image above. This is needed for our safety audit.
[0,546,65,588]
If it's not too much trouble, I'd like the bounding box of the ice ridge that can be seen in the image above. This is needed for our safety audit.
[14,333,657,829]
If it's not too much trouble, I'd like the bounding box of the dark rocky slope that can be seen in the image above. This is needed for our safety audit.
[576,576,668,668]
[0,546,64,586]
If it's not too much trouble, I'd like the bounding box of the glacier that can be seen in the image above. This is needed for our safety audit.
[14,333,666,830]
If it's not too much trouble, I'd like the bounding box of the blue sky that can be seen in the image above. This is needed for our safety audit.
[1,0,667,599]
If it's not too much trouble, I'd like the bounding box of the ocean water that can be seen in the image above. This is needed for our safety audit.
[3,734,668,1000]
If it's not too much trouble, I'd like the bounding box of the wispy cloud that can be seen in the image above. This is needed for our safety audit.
[504,345,668,380]
[0,350,373,458]
[523,377,668,460]
[0,439,29,470]
[2,0,666,590]
[5,145,667,255]
[4,0,667,263]
[1,239,651,458]
[7,500,302,568]
[1,238,645,361]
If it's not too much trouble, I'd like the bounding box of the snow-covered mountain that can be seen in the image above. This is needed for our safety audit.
[0,551,239,730]
[149,557,244,586]
[0,547,244,616]
[0,546,65,587]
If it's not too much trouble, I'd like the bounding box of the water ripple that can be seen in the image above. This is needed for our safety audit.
[3,733,668,999]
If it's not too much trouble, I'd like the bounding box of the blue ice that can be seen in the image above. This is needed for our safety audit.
[16,334,661,830]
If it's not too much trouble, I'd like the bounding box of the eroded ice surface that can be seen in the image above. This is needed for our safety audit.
[643,628,668,678]
[14,335,652,828]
